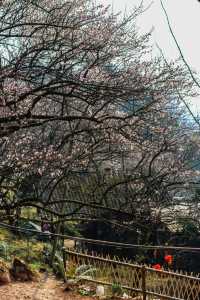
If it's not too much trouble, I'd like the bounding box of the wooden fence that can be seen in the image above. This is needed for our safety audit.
[63,249,200,300]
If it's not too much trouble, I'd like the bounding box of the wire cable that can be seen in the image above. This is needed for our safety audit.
[1,221,200,252]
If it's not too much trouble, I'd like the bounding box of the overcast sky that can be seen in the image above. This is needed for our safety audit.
[103,0,200,113]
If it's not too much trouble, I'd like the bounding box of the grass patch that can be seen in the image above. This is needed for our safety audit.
[0,228,50,272]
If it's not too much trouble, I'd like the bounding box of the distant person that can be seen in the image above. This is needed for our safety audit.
[42,221,50,232]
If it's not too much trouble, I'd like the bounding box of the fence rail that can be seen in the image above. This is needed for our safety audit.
[2,221,200,253]
[63,249,200,300]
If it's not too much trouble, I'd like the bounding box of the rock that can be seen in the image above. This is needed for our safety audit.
[79,283,96,292]
[0,272,11,284]
[122,292,131,299]
[96,285,105,297]
[0,260,11,285]
[64,279,78,291]
[10,258,37,281]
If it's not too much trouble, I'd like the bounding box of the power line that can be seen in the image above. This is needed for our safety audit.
[160,0,200,90]
[156,42,200,129]
[160,0,200,128]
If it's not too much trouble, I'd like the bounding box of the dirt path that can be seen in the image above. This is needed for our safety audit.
[0,275,96,300]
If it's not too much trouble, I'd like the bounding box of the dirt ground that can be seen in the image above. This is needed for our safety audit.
[0,275,96,300]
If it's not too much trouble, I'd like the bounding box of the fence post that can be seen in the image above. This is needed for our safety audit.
[141,266,146,300]
[62,247,67,271]
[61,247,67,283]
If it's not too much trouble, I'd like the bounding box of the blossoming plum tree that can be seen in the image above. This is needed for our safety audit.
[0,0,199,228]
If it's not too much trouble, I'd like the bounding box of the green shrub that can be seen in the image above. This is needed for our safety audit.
[111,283,123,296]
